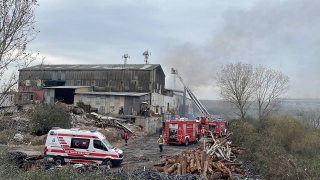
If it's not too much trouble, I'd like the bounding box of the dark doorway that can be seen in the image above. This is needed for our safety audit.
[54,88,75,104]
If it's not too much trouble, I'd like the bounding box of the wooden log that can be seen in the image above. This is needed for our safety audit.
[202,161,208,178]
[168,163,178,174]
[153,162,165,167]
[195,153,201,172]
[177,163,181,176]
[224,162,243,166]
[211,162,224,172]
[211,171,222,179]
[208,166,213,174]
[154,167,164,172]
[181,154,187,174]
[167,158,176,164]
[234,167,245,175]
[219,161,235,180]
[190,157,195,173]
[163,162,169,174]
[201,150,206,169]
[187,154,191,163]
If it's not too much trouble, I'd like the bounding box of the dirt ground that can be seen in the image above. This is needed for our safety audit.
[1,131,201,170]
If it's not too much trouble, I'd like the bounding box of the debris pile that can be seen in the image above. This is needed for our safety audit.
[154,133,245,180]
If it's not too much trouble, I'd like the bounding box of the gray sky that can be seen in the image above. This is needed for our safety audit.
[24,0,320,99]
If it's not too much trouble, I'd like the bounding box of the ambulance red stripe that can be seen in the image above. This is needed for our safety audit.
[52,133,99,139]
[70,159,97,164]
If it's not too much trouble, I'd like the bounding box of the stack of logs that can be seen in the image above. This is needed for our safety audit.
[154,132,246,180]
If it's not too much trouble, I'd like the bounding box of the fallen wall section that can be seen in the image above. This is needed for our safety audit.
[135,117,163,135]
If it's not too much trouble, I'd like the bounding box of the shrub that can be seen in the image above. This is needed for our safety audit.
[230,115,320,179]
[267,115,306,151]
[30,104,72,136]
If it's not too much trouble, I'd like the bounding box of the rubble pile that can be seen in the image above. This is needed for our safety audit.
[154,133,245,180]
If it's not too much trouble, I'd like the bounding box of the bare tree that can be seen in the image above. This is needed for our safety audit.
[301,109,320,129]
[0,0,39,106]
[215,62,256,123]
[253,65,290,128]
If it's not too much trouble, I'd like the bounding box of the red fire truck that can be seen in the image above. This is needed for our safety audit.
[200,117,228,138]
[163,119,201,146]
[171,68,229,138]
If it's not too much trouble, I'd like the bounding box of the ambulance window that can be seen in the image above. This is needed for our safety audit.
[71,138,90,149]
[94,140,107,151]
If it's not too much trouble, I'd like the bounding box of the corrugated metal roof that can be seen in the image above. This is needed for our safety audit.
[44,86,90,89]
[19,64,161,71]
[75,92,149,96]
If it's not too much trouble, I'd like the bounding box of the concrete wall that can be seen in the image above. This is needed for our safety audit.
[44,89,55,105]
[135,116,163,135]
[0,93,15,107]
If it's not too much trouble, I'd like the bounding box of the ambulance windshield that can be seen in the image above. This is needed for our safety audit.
[102,139,114,149]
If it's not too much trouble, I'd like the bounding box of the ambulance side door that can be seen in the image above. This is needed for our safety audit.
[93,140,109,157]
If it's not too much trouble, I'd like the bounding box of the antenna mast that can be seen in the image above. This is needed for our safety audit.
[142,50,151,64]
[122,54,130,65]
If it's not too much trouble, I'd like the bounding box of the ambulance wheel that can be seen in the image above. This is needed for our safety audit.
[184,138,189,146]
[103,158,113,168]
[53,156,65,165]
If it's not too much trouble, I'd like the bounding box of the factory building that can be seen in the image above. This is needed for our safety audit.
[18,64,193,116]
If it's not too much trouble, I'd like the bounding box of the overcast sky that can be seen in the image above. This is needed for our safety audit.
[24,0,320,100]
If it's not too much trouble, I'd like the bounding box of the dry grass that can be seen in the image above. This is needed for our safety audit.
[230,115,320,180]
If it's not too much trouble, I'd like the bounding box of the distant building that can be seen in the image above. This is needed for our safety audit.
[18,64,193,116]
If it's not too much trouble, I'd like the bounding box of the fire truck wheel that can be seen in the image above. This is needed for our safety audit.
[103,158,113,168]
[53,156,65,165]
[184,138,189,146]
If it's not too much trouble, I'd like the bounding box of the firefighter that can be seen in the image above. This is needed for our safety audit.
[201,127,205,137]
[124,131,129,146]
[157,135,164,152]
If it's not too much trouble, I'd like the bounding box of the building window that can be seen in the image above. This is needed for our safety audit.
[109,81,115,87]
[52,71,58,80]
[131,71,138,80]
[23,87,30,92]
[25,80,30,86]
[70,138,90,149]
[61,71,66,80]
[30,94,33,100]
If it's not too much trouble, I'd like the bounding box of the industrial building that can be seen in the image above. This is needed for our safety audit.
[18,64,193,117]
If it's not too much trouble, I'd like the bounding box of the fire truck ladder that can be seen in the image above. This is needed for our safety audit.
[171,68,211,117]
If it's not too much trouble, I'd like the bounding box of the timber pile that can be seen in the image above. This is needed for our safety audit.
[154,132,246,180]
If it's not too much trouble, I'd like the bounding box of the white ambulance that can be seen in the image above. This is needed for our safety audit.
[44,127,123,167]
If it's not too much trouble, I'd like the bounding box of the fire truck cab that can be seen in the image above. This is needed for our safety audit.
[200,117,228,138]
[44,127,123,167]
[164,118,201,145]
